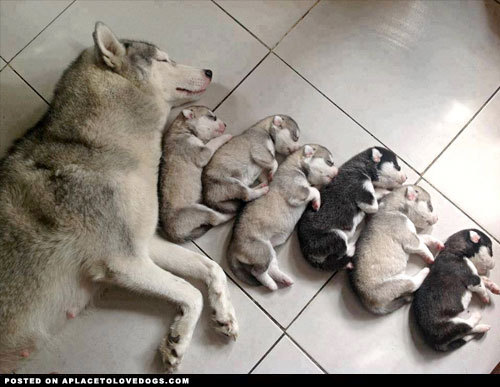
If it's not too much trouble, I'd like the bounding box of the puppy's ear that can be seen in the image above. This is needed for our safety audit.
[372,148,382,163]
[303,145,314,158]
[182,109,194,120]
[406,186,418,201]
[273,115,283,128]
[469,230,481,244]
[93,22,125,70]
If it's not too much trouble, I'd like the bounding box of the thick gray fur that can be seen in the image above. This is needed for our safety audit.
[0,22,237,373]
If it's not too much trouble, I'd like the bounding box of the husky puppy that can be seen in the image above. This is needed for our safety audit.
[413,229,499,351]
[228,145,338,290]
[298,147,407,271]
[202,115,301,213]
[0,23,237,373]
[159,106,233,243]
[349,185,443,314]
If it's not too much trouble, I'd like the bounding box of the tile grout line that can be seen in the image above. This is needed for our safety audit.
[284,332,328,374]
[212,52,271,112]
[270,0,321,51]
[247,333,285,374]
[191,243,298,376]
[417,85,500,178]
[192,240,333,373]
[211,0,320,113]
[191,241,286,330]
[271,51,423,179]
[6,64,50,105]
[211,0,271,50]
[5,0,77,65]
[285,271,337,330]
[417,176,500,246]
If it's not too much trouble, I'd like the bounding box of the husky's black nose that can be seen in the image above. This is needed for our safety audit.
[204,69,213,79]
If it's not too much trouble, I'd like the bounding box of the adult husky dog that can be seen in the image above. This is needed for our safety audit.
[0,22,238,373]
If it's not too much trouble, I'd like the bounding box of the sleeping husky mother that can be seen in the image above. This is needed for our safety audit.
[0,22,238,373]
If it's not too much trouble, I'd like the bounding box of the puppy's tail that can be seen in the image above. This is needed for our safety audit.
[228,256,260,286]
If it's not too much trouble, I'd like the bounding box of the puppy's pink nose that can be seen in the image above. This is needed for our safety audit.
[400,174,407,183]
[219,122,226,131]
[432,215,438,224]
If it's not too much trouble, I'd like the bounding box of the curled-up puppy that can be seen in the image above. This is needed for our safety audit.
[298,147,407,271]
[228,145,338,290]
[159,106,233,243]
[413,229,499,351]
[349,185,443,314]
[203,115,301,214]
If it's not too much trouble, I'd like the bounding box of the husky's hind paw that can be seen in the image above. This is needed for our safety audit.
[159,334,184,373]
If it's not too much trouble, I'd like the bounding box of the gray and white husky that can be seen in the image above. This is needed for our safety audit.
[349,185,443,314]
[202,115,301,214]
[0,22,237,373]
[228,145,337,290]
[159,106,233,243]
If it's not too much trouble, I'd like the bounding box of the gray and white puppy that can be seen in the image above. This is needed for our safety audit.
[298,147,407,272]
[413,229,498,351]
[228,144,338,290]
[350,185,443,314]
[203,115,301,213]
[159,106,233,243]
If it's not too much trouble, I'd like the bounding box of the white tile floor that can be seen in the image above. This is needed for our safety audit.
[1,0,499,374]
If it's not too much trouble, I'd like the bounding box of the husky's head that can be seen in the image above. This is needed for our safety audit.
[300,144,338,187]
[269,115,301,155]
[92,22,211,106]
[180,106,226,142]
[367,147,407,189]
[444,229,494,275]
[384,184,438,229]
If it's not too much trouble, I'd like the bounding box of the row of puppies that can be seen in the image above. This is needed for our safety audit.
[159,106,336,290]
[158,106,498,351]
[296,146,499,350]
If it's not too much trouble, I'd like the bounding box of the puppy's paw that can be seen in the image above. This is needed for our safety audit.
[222,134,232,142]
[480,293,490,304]
[474,324,490,334]
[277,274,294,287]
[490,282,500,295]
[434,240,445,252]
[421,252,434,264]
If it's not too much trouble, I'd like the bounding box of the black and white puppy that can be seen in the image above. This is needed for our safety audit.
[297,147,407,271]
[413,229,499,351]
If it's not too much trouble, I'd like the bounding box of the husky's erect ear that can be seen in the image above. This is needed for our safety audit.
[182,109,194,120]
[303,145,315,158]
[273,115,284,128]
[469,230,481,244]
[406,185,418,201]
[93,22,125,69]
[372,148,382,163]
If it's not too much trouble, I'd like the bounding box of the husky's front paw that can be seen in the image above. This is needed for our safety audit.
[212,309,239,341]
